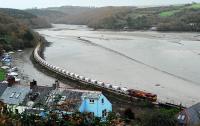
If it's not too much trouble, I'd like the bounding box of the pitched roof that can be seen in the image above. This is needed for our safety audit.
[82,91,101,99]
[0,83,8,96]
[23,85,54,105]
[0,85,30,105]
[186,103,200,126]
[46,89,102,112]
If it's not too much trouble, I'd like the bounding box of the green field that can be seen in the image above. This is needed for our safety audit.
[0,68,6,81]
[188,3,200,9]
[159,3,200,17]
[159,10,180,17]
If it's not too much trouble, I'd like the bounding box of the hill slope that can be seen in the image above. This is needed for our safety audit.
[0,8,51,29]
[0,11,44,55]
[26,3,200,31]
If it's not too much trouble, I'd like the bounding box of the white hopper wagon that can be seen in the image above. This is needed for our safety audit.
[69,73,75,76]
[62,69,66,73]
[74,74,79,78]
[97,81,104,86]
[85,78,91,82]
[121,87,129,94]
[105,83,112,88]
[91,79,97,84]
[79,76,85,80]
[112,85,121,91]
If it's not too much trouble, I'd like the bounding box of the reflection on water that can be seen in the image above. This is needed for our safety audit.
[37,24,200,106]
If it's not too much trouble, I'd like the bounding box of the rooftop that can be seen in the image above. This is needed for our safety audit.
[186,103,200,126]
[0,83,8,96]
[46,88,102,112]
[0,85,30,105]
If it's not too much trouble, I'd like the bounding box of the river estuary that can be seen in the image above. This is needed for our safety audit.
[36,24,200,106]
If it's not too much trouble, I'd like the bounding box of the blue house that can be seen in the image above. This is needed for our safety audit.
[79,91,112,117]
[46,89,112,118]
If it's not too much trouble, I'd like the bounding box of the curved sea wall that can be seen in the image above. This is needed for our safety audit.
[33,43,185,108]
[33,43,130,95]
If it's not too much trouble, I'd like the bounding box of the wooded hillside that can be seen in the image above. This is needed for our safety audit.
[0,10,45,54]
[27,3,200,31]
[0,8,51,29]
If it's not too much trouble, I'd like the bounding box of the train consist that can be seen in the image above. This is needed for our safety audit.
[34,44,157,103]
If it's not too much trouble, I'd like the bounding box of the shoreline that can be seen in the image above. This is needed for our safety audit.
[12,48,70,88]
[32,40,184,109]
[36,24,200,107]
[30,44,160,114]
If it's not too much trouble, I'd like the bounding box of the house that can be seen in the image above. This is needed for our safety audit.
[177,102,200,126]
[0,85,30,105]
[46,88,112,118]
[1,53,12,66]
[23,80,54,107]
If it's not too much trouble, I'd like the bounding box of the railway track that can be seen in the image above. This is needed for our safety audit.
[33,42,186,109]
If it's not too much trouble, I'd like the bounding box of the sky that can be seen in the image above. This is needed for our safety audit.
[0,0,200,9]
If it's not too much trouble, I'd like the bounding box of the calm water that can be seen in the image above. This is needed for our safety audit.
[37,24,200,106]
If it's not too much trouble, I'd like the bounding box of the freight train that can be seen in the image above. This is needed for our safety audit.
[34,44,158,103]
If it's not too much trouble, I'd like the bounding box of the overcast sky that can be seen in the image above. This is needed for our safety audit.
[0,0,200,9]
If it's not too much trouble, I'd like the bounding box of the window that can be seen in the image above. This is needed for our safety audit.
[89,99,94,104]
[102,109,107,117]
[101,98,104,104]
[178,114,185,120]
[181,115,185,120]
[91,112,94,117]
[9,92,16,98]
[15,93,21,99]
[177,115,181,120]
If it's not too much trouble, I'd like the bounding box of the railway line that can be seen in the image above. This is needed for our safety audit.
[33,42,186,109]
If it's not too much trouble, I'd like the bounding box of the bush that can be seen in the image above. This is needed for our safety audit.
[143,109,178,126]
[124,108,135,120]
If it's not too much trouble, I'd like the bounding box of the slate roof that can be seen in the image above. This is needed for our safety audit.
[46,89,102,112]
[34,86,54,102]
[25,108,45,115]
[178,102,200,126]
[0,83,8,97]
[23,85,54,106]
[0,85,30,105]
[82,91,101,99]
[186,103,200,126]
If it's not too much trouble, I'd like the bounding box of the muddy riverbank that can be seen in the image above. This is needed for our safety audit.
[36,24,200,106]
[12,48,70,88]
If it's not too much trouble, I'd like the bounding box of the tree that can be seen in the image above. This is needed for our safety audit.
[144,112,177,126]
[24,30,34,41]
[124,108,135,120]
[0,44,3,56]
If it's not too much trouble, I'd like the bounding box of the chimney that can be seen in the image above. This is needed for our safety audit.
[7,76,15,87]
[30,79,37,90]
[55,80,60,88]
[52,80,59,90]
[52,83,56,90]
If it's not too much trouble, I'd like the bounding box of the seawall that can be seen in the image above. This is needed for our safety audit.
[32,42,185,109]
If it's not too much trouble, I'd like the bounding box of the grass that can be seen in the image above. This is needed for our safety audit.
[159,3,200,17]
[188,3,200,9]
[0,68,6,81]
[159,10,180,17]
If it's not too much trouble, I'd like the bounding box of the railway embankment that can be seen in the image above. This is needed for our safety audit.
[32,42,185,111]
